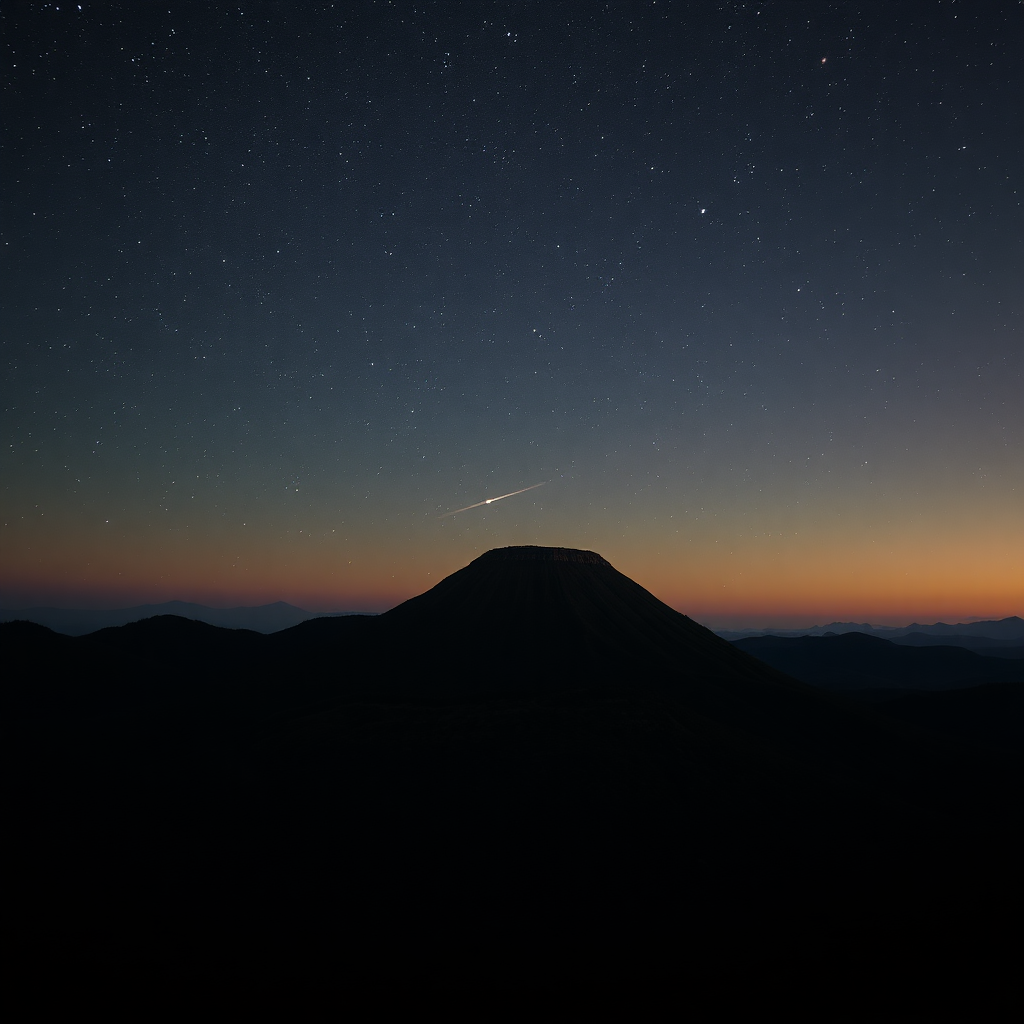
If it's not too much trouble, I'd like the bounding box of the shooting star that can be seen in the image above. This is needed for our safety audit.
[439,481,547,518]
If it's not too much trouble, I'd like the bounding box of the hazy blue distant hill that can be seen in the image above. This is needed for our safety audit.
[902,616,1024,640]
[0,600,358,635]
[717,615,1024,647]
[717,622,898,640]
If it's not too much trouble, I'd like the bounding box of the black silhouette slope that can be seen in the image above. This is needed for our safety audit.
[378,546,765,683]
[266,545,816,714]
[2,619,157,718]
[275,548,990,784]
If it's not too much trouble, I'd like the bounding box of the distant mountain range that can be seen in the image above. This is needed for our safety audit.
[716,615,1024,648]
[0,599,360,635]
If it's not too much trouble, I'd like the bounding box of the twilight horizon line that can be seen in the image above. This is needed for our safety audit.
[2,543,1019,635]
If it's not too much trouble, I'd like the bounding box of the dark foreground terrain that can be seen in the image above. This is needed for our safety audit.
[5,548,1022,996]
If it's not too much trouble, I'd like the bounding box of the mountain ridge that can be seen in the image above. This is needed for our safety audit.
[0,599,363,635]
[5,545,1021,979]
[717,614,1024,645]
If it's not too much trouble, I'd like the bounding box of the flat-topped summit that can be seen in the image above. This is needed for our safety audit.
[473,545,610,566]
[375,542,779,699]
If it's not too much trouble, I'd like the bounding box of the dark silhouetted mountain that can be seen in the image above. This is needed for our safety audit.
[367,545,807,702]
[2,619,157,719]
[0,599,353,636]
[732,631,1024,690]
[5,547,1021,985]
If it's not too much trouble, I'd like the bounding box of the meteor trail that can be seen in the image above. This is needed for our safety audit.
[439,481,546,518]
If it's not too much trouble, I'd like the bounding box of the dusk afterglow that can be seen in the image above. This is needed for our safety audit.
[4,3,1021,627]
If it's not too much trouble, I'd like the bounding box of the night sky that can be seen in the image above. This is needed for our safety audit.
[3,2,1021,627]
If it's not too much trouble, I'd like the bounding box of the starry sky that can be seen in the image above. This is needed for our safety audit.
[3,1,1022,627]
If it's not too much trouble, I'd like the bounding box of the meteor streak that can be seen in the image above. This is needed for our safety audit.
[439,481,546,518]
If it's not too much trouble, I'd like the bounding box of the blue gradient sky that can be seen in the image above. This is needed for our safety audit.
[3,2,1021,627]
